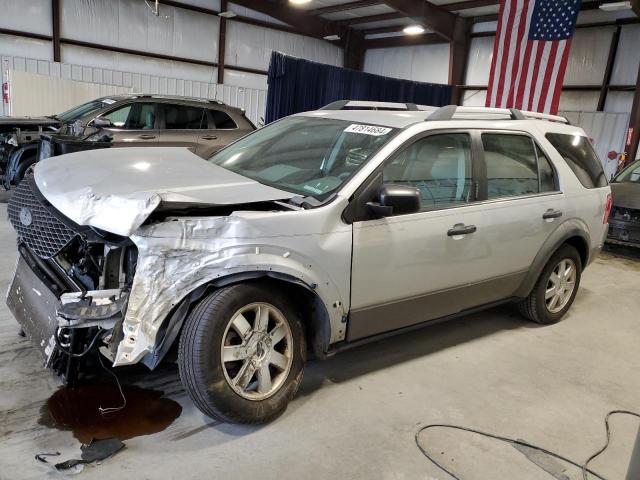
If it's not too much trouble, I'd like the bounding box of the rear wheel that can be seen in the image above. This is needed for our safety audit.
[178,283,305,423]
[518,244,582,324]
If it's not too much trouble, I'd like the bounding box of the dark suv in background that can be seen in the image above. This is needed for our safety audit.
[2,95,255,188]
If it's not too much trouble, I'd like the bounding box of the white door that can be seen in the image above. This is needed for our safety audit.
[348,130,562,340]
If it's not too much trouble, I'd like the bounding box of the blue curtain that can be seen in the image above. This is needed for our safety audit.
[265,51,452,124]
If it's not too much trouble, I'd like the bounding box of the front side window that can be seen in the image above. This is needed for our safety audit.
[545,133,607,188]
[383,133,472,209]
[613,160,640,183]
[210,116,397,200]
[102,103,156,130]
[162,104,205,129]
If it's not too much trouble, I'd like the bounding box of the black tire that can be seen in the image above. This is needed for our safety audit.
[517,244,582,325]
[178,283,306,423]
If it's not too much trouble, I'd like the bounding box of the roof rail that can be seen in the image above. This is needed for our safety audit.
[321,100,420,111]
[134,94,225,105]
[425,105,569,124]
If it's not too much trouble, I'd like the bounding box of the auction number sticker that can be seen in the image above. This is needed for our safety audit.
[344,124,391,136]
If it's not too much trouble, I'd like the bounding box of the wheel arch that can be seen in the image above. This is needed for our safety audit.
[514,220,591,299]
[141,271,333,370]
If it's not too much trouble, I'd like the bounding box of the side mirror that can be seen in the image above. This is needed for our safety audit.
[91,117,112,128]
[366,184,421,217]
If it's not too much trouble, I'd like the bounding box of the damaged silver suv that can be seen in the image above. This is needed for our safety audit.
[7,102,611,423]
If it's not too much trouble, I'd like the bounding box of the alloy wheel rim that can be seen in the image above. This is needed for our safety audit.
[545,258,577,314]
[221,302,293,401]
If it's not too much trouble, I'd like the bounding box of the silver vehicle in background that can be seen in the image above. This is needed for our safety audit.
[7,102,611,423]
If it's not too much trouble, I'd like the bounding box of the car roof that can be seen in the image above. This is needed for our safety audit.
[296,110,427,129]
[296,104,581,135]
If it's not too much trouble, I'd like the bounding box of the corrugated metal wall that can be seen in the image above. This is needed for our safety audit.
[1,54,268,126]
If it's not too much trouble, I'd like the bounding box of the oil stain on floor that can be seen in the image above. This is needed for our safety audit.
[39,382,182,443]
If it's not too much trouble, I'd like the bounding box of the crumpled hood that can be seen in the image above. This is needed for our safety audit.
[611,182,640,210]
[34,147,295,236]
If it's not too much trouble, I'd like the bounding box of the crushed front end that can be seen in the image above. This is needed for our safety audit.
[6,176,137,383]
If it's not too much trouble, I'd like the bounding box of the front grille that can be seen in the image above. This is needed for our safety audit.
[7,177,78,259]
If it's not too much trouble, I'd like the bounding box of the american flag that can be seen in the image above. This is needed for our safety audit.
[485,0,581,114]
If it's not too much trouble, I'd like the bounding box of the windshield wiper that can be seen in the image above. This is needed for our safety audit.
[288,195,323,209]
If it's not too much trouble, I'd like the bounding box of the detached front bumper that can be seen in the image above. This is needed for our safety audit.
[7,254,127,369]
[7,256,60,364]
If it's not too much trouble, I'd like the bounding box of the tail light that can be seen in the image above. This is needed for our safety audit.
[603,193,613,224]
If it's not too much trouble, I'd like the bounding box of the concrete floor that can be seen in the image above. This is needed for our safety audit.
[0,202,639,480]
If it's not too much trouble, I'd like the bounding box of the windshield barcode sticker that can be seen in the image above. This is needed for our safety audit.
[344,124,391,136]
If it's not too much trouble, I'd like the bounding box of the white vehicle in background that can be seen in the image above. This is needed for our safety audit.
[7,102,611,423]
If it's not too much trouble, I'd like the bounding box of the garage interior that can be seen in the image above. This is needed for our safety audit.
[1,0,640,479]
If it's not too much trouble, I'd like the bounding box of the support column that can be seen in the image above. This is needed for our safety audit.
[624,61,640,166]
[449,18,471,105]
[52,0,61,62]
[597,25,621,111]
[217,0,227,85]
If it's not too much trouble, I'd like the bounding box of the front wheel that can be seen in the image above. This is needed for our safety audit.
[517,244,582,324]
[178,283,306,423]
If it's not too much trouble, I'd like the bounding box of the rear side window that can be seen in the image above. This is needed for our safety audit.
[482,134,539,199]
[545,133,607,188]
[208,109,237,129]
[162,104,205,129]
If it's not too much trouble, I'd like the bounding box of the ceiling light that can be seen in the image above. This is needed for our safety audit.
[599,1,631,11]
[289,0,312,5]
[323,34,340,41]
[403,25,425,35]
[218,11,237,18]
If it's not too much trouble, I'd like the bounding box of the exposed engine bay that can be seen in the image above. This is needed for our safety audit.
[7,175,138,383]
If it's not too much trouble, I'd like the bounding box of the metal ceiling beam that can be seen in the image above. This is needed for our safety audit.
[339,12,405,26]
[311,0,384,15]
[442,0,498,11]
[381,0,460,41]
[364,32,444,48]
[230,0,344,41]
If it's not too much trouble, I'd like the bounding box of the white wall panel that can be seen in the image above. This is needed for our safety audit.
[557,91,599,112]
[62,45,217,83]
[7,70,132,116]
[61,0,219,63]
[225,21,343,71]
[0,0,52,35]
[461,90,487,107]
[363,43,450,84]
[605,91,634,113]
[0,54,266,125]
[564,27,614,86]
[465,36,493,86]
[611,24,640,86]
[224,69,268,91]
[0,34,52,61]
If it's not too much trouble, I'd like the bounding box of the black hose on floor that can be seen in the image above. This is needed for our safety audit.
[415,410,640,480]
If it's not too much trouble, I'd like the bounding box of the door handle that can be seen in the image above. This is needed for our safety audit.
[138,134,156,140]
[542,209,563,220]
[201,135,218,140]
[447,223,477,237]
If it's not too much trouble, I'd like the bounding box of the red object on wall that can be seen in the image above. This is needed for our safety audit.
[2,82,8,104]
[608,151,618,161]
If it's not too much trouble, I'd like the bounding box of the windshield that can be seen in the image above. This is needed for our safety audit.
[614,160,640,184]
[209,116,397,200]
[56,99,115,123]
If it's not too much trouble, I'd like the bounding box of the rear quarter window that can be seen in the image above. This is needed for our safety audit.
[545,133,607,188]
